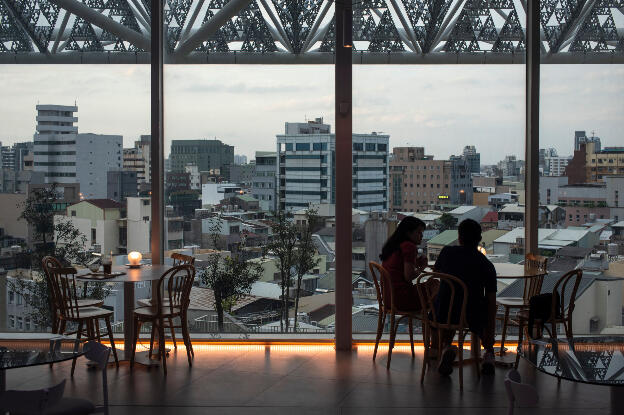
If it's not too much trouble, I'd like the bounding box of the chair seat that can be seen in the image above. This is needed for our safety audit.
[497,297,527,307]
[76,298,103,308]
[134,305,181,318]
[65,307,113,320]
[137,298,170,307]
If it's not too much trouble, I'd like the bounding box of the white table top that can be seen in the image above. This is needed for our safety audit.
[77,264,172,283]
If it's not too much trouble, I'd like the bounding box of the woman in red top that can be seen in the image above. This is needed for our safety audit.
[380,216,432,311]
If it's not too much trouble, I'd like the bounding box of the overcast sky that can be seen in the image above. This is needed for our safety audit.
[0,64,622,165]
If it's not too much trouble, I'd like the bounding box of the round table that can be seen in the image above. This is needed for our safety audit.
[77,264,172,364]
[0,338,84,392]
[521,336,624,411]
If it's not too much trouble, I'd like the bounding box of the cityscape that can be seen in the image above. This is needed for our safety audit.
[0,104,623,337]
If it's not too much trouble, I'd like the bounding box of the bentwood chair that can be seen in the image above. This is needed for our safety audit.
[131,264,195,375]
[53,267,119,376]
[504,369,539,415]
[416,271,479,390]
[42,256,103,334]
[369,262,420,369]
[514,269,583,368]
[497,254,548,356]
[138,252,195,352]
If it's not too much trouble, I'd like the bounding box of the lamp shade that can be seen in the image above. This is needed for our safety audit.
[128,251,142,266]
[478,246,487,255]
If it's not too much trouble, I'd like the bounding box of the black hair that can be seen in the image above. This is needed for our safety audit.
[458,218,482,248]
[380,216,426,261]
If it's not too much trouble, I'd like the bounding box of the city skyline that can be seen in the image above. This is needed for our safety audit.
[0,65,623,164]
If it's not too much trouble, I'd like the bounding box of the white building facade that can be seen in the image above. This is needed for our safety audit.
[33,104,78,183]
[76,133,122,198]
[252,151,277,211]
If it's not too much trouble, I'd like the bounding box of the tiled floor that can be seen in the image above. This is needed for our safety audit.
[4,343,616,414]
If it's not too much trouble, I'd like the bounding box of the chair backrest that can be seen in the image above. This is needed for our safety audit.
[551,269,583,324]
[368,262,389,313]
[415,271,468,330]
[0,379,66,415]
[171,252,195,266]
[523,253,548,302]
[42,256,63,309]
[52,267,81,319]
[155,264,196,315]
[504,369,539,415]
[84,341,111,415]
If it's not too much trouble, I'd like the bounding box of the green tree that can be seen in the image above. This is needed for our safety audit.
[292,209,321,332]
[438,213,457,231]
[199,215,262,331]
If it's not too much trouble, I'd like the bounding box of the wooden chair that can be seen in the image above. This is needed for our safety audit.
[137,253,195,352]
[497,254,548,356]
[368,262,420,368]
[42,256,103,334]
[53,267,119,376]
[416,271,478,390]
[131,264,195,375]
[504,369,539,415]
[514,269,583,368]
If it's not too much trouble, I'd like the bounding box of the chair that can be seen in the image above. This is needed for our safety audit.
[497,254,547,356]
[514,269,583,368]
[137,253,195,352]
[42,256,103,334]
[131,264,195,375]
[504,369,539,415]
[53,267,119,376]
[416,271,479,390]
[368,262,420,369]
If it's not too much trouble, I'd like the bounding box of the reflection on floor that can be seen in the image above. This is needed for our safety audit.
[4,343,613,414]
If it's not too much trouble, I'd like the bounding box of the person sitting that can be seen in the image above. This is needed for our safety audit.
[433,218,497,376]
[380,217,435,313]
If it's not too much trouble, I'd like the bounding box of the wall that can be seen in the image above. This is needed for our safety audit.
[0,193,28,240]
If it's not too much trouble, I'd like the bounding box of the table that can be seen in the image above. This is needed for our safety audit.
[521,336,624,411]
[0,338,84,392]
[77,264,171,365]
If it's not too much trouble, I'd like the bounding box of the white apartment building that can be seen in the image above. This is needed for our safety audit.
[76,133,122,198]
[201,183,242,206]
[123,135,151,185]
[546,156,571,176]
[276,118,389,212]
[126,197,184,252]
[34,104,79,183]
[252,151,277,211]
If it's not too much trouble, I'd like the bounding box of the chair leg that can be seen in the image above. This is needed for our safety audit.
[386,313,396,370]
[104,317,119,368]
[95,319,101,343]
[181,316,193,366]
[148,323,155,358]
[168,317,177,350]
[58,319,66,336]
[472,334,480,380]
[158,318,167,376]
[515,322,525,369]
[130,316,141,370]
[500,307,510,356]
[458,331,465,391]
[421,323,430,384]
[185,313,194,358]
[71,320,84,377]
[373,312,385,361]
[408,318,415,358]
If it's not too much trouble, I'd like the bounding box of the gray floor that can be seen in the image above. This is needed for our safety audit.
[4,344,616,414]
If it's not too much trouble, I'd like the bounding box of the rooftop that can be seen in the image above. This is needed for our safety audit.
[427,230,458,246]
[72,199,123,210]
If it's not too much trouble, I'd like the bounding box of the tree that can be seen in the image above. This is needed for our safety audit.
[292,209,321,332]
[199,215,262,331]
[264,210,298,332]
[438,213,457,231]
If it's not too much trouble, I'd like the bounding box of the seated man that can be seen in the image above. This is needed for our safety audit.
[433,218,497,376]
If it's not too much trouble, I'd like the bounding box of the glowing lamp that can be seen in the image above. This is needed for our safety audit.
[128,251,143,268]
[478,246,487,255]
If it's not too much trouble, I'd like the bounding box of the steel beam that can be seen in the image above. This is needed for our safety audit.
[174,0,252,56]
[388,0,422,53]
[179,0,204,44]
[525,0,539,256]
[49,0,150,51]
[2,0,49,53]
[302,0,332,53]
[555,0,597,53]
[258,0,293,53]
[334,0,352,351]
[51,9,70,54]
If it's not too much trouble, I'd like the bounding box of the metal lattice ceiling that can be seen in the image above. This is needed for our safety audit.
[1,0,623,63]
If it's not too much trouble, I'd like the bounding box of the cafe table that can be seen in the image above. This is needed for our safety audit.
[77,264,171,365]
[0,337,84,392]
[521,336,624,411]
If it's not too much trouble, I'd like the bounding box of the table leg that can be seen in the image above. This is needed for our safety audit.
[0,369,5,392]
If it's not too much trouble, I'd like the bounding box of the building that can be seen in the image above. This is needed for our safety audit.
[75,133,123,199]
[126,197,184,253]
[389,147,472,213]
[575,130,601,152]
[0,169,43,194]
[170,139,234,180]
[229,163,255,187]
[33,104,78,183]
[123,135,151,186]
[107,170,138,202]
[201,183,242,206]
[59,199,124,254]
[1,144,15,170]
[427,230,459,261]
[462,145,480,174]
[276,118,389,212]
[567,140,624,183]
[252,151,277,211]
[497,155,522,177]
[185,164,201,190]
[234,154,247,165]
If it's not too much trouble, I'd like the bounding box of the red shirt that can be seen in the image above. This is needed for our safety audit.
[381,241,418,310]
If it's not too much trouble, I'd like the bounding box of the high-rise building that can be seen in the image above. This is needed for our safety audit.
[107,170,138,202]
[12,142,33,171]
[1,144,15,170]
[123,135,151,185]
[252,151,277,211]
[76,133,123,199]
[276,118,389,211]
[567,140,624,183]
[389,147,473,213]
[462,145,480,174]
[497,155,522,177]
[170,139,234,179]
[575,130,601,152]
[33,104,79,183]
[234,154,247,165]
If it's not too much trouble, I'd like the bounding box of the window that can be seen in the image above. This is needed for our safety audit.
[353,143,363,151]
[377,144,387,152]
[313,143,327,151]
[285,143,293,151]
[365,143,376,151]
[296,143,310,151]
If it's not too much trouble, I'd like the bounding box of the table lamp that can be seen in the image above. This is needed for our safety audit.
[127,251,142,268]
